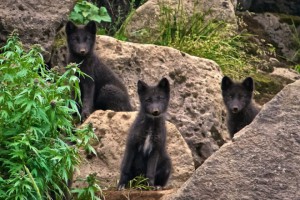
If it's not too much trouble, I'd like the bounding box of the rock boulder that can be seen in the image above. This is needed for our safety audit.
[252,13,296,61]
[94,36,228,167]
[123,0,237,43]
[73,110,194,189]
[167,80,300,200]
[0,0,75,63]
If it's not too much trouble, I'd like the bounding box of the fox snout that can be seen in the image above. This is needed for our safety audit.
[232,106,239,113]
[229,100,243,113]
[147,105,162,117]
[151,109,160,116]
[79,47,87,55]
[227,98,244,114]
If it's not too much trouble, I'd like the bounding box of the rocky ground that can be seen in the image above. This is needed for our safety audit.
[167,79,300,200]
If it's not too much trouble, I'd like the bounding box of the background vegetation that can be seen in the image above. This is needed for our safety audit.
[112,1,299,104]
[0,33,98,200]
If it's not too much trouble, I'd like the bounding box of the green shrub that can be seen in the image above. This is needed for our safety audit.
[69,0,111,25]
[72,173,104,200]
[153,3,260,79]
[113,0,145,40]
[0,33,97,200]
[295,65,300,73]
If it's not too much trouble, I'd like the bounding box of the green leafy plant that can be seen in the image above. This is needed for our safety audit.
[72,173,104,200]
[113,0,141,41]
[69,0,111,25]
[114,10,135,41]
[295,65,300,73]
[0,32,97,200]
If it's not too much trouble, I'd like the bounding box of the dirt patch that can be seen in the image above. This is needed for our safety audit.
[103,189,175,200]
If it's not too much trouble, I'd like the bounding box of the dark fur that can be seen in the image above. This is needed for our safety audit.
[66,21,132,121]
[118,78,172,190]
[221,76,260,138]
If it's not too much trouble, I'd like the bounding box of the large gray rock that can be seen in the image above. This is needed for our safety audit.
[94,35,229,167]
[123,0,237,43]
[0,0,75,62]
[252,13,296,61]
[271,67,300,82]
[74,110,194,189]
[167,80,300,200]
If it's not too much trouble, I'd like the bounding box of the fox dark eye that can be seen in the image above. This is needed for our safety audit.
[145,98,152,102]
[84,36,91,41]
[238,94,246,99]
[72,36,80,42]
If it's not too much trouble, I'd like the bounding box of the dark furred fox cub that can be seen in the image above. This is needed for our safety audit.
[65,21,132,121]
[118,78,172,190]
[221,76,261,138]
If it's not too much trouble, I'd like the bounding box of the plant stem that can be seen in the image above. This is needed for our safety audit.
[24,165,42,200]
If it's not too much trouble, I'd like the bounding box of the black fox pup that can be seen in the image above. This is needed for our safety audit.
[65,21,132,121]
[221,76,261,138]
[118,78,172,190]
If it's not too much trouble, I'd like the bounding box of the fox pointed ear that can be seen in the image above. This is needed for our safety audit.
[158,77,170,94]
[137,80,148,95]
[66,21,77,35]
[85,21,97,35]
[221,76,233,90]
[243,77,254,92]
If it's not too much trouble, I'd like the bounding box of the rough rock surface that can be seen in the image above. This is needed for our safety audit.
[167,80,300,200]
[252,13,296,60]
[271,67,300,82]
[123,0,236,43]
[0,0,75,63]
[94,35,228,167]
[73,110,194,189]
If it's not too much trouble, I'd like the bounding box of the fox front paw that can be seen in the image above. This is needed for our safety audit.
[117,184,126,191]
[81,110,91,122]
[154,186,162,190]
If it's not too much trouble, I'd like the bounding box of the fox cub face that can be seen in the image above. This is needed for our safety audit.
[137,78,170,117]
[65,21,97,56]
[221,76,254,114]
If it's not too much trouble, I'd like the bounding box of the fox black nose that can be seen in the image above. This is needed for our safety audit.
[232,107,239,113]
[152,110,160,116]
[80,49,86,54]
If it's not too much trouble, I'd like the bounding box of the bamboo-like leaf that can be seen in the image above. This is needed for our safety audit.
[0,33,100,199]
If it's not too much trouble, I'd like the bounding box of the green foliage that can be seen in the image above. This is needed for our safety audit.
[114,10,135,41]
[69,0,111,25]
[153,2,261,79]
[290,19,300,62]
[128,175,154,191]
[113,0,141,41]
[0,32,97,199]
[295,65,300,73]
[73,122,98,155]
[72,173,104,200]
